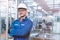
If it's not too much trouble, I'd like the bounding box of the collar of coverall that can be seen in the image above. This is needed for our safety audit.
[18,16,27,22]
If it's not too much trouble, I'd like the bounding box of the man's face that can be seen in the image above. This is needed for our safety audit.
[18,8,27,17]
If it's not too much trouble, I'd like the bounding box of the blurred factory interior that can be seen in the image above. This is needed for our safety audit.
[0,0,60,40]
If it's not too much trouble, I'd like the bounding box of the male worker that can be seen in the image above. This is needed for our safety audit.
[9,3,33,40]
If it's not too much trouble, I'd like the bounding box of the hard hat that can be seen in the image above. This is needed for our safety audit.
[18,3,27,9]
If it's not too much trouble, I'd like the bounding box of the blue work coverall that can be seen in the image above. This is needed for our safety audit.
[10,17,33,40]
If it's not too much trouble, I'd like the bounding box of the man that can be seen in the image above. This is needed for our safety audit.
[9,3,33,40]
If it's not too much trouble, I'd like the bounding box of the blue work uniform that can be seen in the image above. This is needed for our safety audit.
[9,17,33,40]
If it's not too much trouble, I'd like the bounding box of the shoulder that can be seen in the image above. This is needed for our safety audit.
[27,18,33,24]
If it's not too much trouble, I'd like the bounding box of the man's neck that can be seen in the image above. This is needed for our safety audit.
[20,16,25,22]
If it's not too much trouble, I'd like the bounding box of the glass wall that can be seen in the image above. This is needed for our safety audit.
[0,0,8,40]
[0,0,17,40]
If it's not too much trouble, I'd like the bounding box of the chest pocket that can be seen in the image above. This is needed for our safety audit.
[14,23,20,29]
[20,23,25,29]
[14,23,25,29]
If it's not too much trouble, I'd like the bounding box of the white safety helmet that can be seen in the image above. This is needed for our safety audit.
[18,3,27,9]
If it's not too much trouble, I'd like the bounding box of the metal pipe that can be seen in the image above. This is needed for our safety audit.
[0,9,2,40]
[6,0,8,40]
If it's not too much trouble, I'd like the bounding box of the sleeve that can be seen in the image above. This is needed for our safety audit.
[9,22,16,37]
